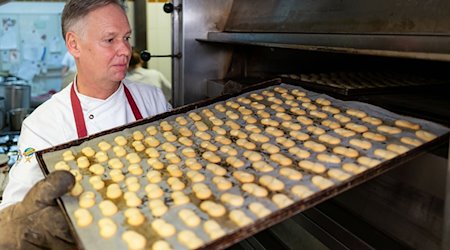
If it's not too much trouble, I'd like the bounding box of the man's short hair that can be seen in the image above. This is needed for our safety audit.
[61,0,126,41]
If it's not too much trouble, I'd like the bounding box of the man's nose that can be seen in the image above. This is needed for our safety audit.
[117,40,131,56]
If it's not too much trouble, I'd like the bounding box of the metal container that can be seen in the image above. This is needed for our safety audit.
[8,108,33,131]
[1,82,31,112]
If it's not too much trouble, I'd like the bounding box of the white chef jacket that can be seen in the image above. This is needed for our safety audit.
[126,67,172,102]
[0,79,171,210]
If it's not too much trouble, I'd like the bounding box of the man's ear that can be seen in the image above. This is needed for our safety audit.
[66,32,80,58]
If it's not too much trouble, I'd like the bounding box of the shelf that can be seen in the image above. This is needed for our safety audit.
[198,32,450,62]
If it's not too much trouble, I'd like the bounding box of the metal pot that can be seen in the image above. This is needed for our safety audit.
[8,108,34,131]
[2,83,31,112]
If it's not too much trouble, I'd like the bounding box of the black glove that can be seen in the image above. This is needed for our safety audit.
[0,170,76,250]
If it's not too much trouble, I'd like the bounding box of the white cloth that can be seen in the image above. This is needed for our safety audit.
[0,79,170,210]
[126,67,172,101]
[61,52,77,73]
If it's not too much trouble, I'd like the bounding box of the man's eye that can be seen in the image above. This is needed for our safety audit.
[125,36,131,41]
[106,38,114,43]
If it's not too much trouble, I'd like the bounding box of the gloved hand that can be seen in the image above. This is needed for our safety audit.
[0,170,76,250]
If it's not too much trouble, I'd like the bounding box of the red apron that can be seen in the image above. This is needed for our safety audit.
[70,83,143,138]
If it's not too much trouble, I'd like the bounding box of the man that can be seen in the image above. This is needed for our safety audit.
[0,0,170,249]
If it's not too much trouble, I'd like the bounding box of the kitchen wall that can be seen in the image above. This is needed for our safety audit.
[0,1,172,98]
[126,1,172,84]
[0,2,66,96]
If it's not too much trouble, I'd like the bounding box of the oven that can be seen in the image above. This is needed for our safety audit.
[168,0,450,249]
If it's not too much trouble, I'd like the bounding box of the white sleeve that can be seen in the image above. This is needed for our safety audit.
[0,122,51,210]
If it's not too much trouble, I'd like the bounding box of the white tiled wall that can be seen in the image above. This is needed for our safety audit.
[147,3,172,84]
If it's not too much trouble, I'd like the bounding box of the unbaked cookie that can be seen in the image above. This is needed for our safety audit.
[317,153,341,164]
[275,137,296,148]
[315,97,331,106]
[345,123,368,133]
[318,134,341,145]
[333,114,351,123]
[288,147,310,159]
[221,193,244,207]
[374,149,398,160]
[377,125,402,135]
[248,202,271,218]
[200,201,226,217]
[321,119,341,129]
[386,144,409,154]
[233,171,255,183]
[328,168,352,181]
[362,116,382,126]
[322,105,340,114]
[311,175,334,190]
[346,109,367,119]
[99,200,118,217]
[192,183,212,199]
[291,185,314,199]
[261,143,280,154]
[333,146,359,158]
[124,208,145,226]
[151,219,176,238]
[272,193,294,208]
[242,183,269,197]
[296,116,313,125]
[357,156,381,168]
[178,209,201,227]
[149,199,168,217]
[334,128,356,137]
[279,167,303,180]
[362,132,386,142]
[304,140,326,153]
[229,210,253,227]
[259,175,285,191]
[212,176,233,191]
[415,130,437,142]
[270,153,293,167]
[98,218,117,238]
[74,208,93,227]
[122,230,146,250]
[252,161,275,173]
[342,163,367,174]
[395,119,420,130]
[349,138,372,150]
[400,136,423,147]
[298,160,326,174]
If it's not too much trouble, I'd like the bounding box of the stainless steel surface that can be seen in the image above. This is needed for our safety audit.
[204,32,450,61]
[172,0,183,106]
[224,0,450,34]
[173,0,234,106]
[175,0,450,248]
[8,108,33,131]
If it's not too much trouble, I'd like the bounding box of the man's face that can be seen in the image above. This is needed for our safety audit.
[76,4,131,85]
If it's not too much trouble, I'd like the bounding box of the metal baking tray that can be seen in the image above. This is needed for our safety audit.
[281,72,450,96]
[36,78,449,250]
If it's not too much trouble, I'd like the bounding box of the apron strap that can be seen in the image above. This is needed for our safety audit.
[70,84,88,138]
[70,83,143,139]
[124,85,143,120]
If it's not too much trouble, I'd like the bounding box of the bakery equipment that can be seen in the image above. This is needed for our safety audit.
[163,0,450,249]
[1,82,31,112]
[8,108,34,131]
